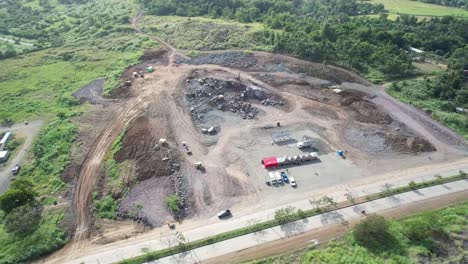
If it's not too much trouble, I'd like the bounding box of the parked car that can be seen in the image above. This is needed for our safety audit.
[11,164,20,175]
[217,209,232,219]
[289,177,297,187]
[280,171,289,183]
[274,171,282,184]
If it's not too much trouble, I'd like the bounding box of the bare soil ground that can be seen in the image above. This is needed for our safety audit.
[44,16,468,264]
[69,47,467,237]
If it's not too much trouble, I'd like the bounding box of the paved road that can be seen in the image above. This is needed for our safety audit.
[0,120,44,193]
[67,158,468,264]
[155,180,468,264]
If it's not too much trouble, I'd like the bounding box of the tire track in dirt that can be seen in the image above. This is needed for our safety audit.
[73,97,148,240]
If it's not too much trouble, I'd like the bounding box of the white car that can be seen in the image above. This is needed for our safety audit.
[289,177,297,187]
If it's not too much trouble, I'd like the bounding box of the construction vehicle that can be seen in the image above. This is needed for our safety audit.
[195,161,204,170]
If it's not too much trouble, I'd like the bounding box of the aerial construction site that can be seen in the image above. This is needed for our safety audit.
[59,39,468,252]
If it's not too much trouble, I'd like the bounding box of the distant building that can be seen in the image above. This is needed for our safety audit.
[409,47,424,54]
[0,150,10,162]
[0,131,12,150]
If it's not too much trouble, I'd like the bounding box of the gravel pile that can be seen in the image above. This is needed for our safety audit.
[178,51,257,68]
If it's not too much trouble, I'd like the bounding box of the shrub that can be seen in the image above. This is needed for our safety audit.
[4,205,42,237]
[165,195,182,215]
[95,195,118,219]
[408,181,417,190]
[0,188,36,214]
[274,206,297,224]
[354,214,390,248]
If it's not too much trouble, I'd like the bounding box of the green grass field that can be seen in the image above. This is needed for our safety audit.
[140,16,275,51]
[370,0,468,17]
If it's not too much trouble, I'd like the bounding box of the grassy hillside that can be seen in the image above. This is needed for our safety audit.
[247,202,468,264]
[388,79,468,139]
[139,16,274,51]
[0,1,158,263]
[370,0,468,17]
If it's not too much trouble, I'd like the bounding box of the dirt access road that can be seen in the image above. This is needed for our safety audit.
[0,120,44,193]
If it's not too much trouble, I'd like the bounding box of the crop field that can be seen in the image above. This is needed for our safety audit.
[370,0,468,17]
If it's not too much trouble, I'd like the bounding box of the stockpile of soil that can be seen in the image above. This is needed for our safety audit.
[115,116,171,181]
[178,51,257,68]
[386,133,436,153]
[344,125,435,154]
[73,79,108,104]
[339,90,393,125]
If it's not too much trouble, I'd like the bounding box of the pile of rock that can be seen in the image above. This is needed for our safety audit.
[226,100,259,119]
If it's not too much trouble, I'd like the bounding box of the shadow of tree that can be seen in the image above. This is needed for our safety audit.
[320,210,348,226]
[280,220,305,237]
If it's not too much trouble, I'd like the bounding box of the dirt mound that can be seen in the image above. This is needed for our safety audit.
[115,116,171,181]
[344,125,435,154]
[339,90,393,125]
[178,51,257,68]
[386,133,436,153]
[119,176,175,227]
[73,79,108,104]
[141,48,169,65]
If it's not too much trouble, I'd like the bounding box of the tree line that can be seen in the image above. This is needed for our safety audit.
[417,0,468,9]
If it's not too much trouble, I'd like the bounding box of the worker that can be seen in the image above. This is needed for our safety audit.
[277,121,281,127]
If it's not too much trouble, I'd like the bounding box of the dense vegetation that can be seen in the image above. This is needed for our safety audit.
[389,46,468,138]
[140,0,467,81]
[248,202,468,264]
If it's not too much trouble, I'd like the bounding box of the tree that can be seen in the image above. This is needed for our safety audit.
[434,174,443,183]
[408,181,417,190]
[4,205,42,237]
[0,188,36,214]
[381,183,394,195]
[165,195,182,215]
[344,192,356,204]
[274,206,297,224]
[319,196,337,210]
[402,216,435,242]
[353,214,390,248]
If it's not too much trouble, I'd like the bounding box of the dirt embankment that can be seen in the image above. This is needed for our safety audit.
[338,90,435,154]
[178,51,369,85]
[115,116,172,181]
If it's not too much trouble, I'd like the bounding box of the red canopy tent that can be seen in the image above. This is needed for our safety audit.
[262,157,278,168]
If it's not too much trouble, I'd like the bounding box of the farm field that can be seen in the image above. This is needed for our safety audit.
[370,0,468,17]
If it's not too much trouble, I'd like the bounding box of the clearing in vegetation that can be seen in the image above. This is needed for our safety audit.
[370,0,468,17]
